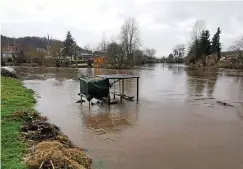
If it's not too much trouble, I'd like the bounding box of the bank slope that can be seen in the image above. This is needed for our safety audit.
[1,76,36,169]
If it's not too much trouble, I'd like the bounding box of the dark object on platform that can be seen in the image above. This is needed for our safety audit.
[79,74,140,107]
[80,77,110,101]
[1,67,18,78]
[79,74,139,108]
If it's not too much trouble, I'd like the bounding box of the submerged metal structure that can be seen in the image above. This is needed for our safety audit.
[79,74,140,106]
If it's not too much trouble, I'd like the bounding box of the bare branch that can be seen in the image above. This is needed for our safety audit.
[229,36,243,51]
[191,20,205,42]
[96,36,109,52]
[145,48,156,58]
[173,44,185,58]
[120,17,140,65]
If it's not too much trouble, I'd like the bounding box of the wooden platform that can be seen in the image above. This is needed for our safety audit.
[97,74,139,79]
[97,74,139,102]
[110,92,134,101]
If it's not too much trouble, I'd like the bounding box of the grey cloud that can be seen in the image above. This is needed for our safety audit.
[1,0,243,56]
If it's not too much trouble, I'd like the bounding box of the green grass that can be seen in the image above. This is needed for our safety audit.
[1,77,36,169]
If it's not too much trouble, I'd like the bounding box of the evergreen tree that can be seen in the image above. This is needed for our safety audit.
[211,27,221,60]
[62,31,75,63]
[200,30,211,56]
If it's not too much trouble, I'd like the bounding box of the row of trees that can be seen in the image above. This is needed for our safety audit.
[1,35,64,66]
[162,20,242,68]
[229,36,243,56]
[186,20,222,64]
[227,36,243,67]
[56,18,157,68]
[95,18,156,68]
[162,44,185,63]
[2,18,157,68]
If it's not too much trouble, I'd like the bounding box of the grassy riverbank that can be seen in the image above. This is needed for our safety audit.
[1,76,92,169]
[1,77,35,168]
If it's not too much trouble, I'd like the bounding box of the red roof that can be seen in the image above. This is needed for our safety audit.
[2,45,19,52]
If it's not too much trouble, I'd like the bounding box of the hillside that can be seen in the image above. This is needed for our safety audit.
[1,35,63,52]
[1,35,94,55]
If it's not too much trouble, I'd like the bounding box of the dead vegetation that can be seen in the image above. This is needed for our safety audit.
[10,111,92,169]
[26,141,91,169]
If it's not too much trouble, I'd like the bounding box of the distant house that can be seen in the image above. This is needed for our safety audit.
[57,48,110,63]
[93,51,109,67]
[221,50,243,61]
[93,51,108,57]
[36,47,53,59]
[36,48,48,53]
[59,47,93,61]
[76,53,93,61]
[2,45,20,61]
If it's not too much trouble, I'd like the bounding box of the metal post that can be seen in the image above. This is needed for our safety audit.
[108,92,110,105]
[113,79,115,99]
[80,79,83,104]
[108,82,111,105]
[137,77,139,102]
[121,79,124,102]
[119,80,122,102]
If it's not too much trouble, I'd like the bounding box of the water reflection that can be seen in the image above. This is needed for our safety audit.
[185,67,218,97]
[79,86,139,134]
[80,107,138,134]
[167,64,185,76]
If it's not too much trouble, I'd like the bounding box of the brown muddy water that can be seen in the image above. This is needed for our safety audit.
[15,64,243,169]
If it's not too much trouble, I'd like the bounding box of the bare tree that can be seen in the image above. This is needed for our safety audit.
[173,44,185,58]
[191,20,205,42]
[107,41,124,68]
[83,44,91,51]
[229,36,243,51]
[134,49,146,65]
[145,48,156,58]
[229,36,243,59]
[120,17,140,66]
[50,41,62,67]
[96,36,109,52]
[27,48,46,65]
[187,20,205,61]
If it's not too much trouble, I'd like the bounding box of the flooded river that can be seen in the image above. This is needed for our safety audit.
[15,64,243,169]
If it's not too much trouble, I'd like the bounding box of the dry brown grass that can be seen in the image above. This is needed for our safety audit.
[26,141,92,169]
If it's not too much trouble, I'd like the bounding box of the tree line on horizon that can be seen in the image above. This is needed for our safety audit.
[162,20,221,64]
[61,18,158,68]
[1,18,158,68]
[163,20,243,67]
[1,19,242,68]
[186,20,222,65]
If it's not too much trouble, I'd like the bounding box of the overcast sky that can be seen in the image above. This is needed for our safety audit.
[1,0,243,57]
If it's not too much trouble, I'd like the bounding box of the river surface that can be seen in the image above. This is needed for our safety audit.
[15,64,243,169]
